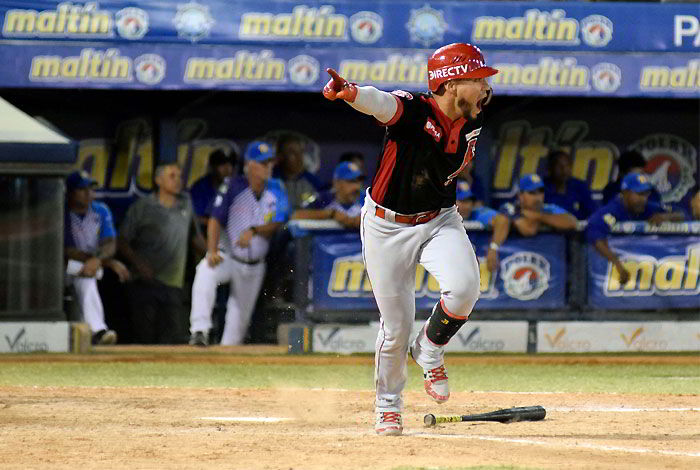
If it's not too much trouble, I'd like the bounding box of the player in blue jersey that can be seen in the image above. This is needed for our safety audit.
[500,174,578,236]
[543,150,597,220]
[291,161,364,230]
[587,172,685,285]
[64,171,129,345]
[189,148,237,231]
[455,181,510,272]
[189,141,289,346]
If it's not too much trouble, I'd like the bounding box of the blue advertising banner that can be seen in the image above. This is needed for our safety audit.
[588,236,700,310]
[0,1,697,52]
[0,43,697,97]
[312,232,567,311]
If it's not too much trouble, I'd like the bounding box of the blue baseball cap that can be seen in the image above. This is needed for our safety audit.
[518,174,544,192]
[621,172,653,193]
[333,161,364,181]
[456,180,474,201]
[244,141,275,163]
[66,170,97,191]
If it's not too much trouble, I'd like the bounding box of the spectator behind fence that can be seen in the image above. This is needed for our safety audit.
[587,172,685,285]
[189,148,237,231]
[602,150,662,205]
[189,141,289,346]
[692,189,700,220]
[291,161,364,230]
[543,150,597,220]
[500,174,577,237]
[64,171,129,345]
[272,132,323,211]
[457,162,485,206]
[118,163,205,344]
[456,181,510,272]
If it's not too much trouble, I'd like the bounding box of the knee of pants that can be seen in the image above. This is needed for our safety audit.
[443,275,480,316]
[379,322,412,352]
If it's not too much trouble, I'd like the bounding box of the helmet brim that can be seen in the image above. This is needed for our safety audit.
[468,66,499,78]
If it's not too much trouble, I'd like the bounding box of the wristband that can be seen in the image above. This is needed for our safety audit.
[489,242,500,251]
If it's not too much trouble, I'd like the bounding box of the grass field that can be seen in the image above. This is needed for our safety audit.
[0,347,698,469]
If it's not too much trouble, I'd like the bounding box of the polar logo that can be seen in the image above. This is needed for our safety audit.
[500,252,550,301]
[134,54,166,85]
[591,62,621,93]
[674,15,700,47]
[580,15,613,47]
[116,7,149,40]
[350,11,383,44]
[631,134,697,203]
[288,55,320,86]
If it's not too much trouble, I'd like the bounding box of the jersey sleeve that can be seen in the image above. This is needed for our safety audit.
[267,179,290,223]
[383,91,423,130]
[586,209,614,243]
[211,178,241,227]
[499,202,519,219]
[94,202,117,240]
[542,203,571,216]
[473,207,498,226]
[64,212,76,248]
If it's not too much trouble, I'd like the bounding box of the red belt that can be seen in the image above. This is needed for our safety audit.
[375,207,441,225]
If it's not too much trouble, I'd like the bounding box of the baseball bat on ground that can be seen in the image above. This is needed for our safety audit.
[424,405,546,427]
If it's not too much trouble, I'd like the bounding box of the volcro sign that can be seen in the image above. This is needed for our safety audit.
[0,322,70,353]
[588,238,700,310]
[313,321,529,354]
[537,322,700,352]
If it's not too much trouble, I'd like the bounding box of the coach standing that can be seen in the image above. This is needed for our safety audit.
[118,163,205,344]
[189,141,289,346]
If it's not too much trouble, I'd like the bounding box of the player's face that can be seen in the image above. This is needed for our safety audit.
[247,159,275,183]
[68,187,94,213]
[279,140,305,176]
[156,165,183,195]
[623,190,650,214]
[214,162,234,181]
[519,188,544,211]
[453,78,491,120]
[334,178,363,204]
[551,155,573,183]
[456,199,474,219]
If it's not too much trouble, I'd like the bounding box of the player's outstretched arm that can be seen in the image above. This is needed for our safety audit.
[322,68,398,124]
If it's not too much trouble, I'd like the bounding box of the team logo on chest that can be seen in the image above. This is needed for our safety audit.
[444,127,480,186]
[424,118,442,142]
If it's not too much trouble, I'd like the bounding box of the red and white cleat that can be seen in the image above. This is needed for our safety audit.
[375,411,403,436]
[422,364,450,404]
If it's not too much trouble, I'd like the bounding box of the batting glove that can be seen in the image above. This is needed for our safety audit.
[322,68,358,103]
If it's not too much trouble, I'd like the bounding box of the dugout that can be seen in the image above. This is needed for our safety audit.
[0,96,77,321]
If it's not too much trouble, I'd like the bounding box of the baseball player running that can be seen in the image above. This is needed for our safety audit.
[323,43,498,436]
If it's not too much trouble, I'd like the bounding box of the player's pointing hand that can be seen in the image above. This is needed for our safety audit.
[322,68,357,103]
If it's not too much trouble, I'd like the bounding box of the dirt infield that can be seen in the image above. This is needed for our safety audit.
[0,349,698,470]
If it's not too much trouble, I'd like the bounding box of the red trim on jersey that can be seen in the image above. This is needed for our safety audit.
[371,140,398,204]
[421,95,467,153]
[382,95,404,126]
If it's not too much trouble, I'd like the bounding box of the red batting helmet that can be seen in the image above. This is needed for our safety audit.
[427,43,498,92]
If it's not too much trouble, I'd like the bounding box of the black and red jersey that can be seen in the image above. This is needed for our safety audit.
[370,91,484,214]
